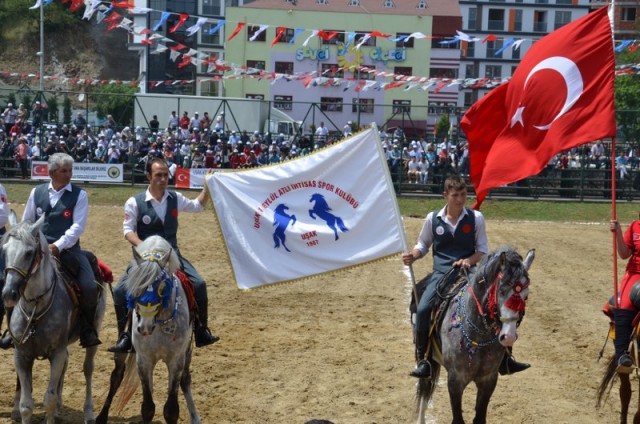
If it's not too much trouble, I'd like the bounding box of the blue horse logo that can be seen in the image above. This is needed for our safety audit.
[273,204,297,252]
[308,193,349,240]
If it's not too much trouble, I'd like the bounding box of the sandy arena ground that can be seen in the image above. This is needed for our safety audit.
[0,202,632,423]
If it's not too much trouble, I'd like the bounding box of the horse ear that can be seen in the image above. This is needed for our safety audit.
[32,214,46,234]
[499,251,507,268]
[132,246,144,265]
[523,249,535,271]
[8,210,18,227]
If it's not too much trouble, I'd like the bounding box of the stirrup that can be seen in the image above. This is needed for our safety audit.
[616,353,635,374]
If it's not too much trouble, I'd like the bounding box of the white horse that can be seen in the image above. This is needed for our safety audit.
[1,214,106,424]
[97,235,201,424]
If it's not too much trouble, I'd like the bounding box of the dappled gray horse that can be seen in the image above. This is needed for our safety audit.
[415,247,535,424]
[97,235,200,424]
[1,215,106,424]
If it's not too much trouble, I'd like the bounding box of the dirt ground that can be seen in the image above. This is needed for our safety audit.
[0,202,632,423]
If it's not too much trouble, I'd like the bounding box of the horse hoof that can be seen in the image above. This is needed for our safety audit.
[11,410,20,421]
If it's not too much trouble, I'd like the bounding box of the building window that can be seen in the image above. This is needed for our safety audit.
[485,65,502,78]
[275,61,294,74]
[416,0,426,9]
[246,94,265,100]
[200,80,220,96]
[554,11,571,30]
[355,31,376,47]
[348,0,359,5]
[201,23,221,45]
[430,68,458,79]
[468,7,477,30]
[352,98,374,114]
[463,91,477,108]
[535,0,548,3]
[247,26,266,41]
[276,27,296,43]
[246,60,266,71]
[320,97,343,112]
[384,0,395,8]
[465,64,477,79]
[556,0,572,3]
[488,9,505,31]
[466,41,475,58]
[316,0,327,4]
[274,95,293,111]
[201,0,220,15]
[394,66,412,76]
[534,11,547,32]
[321,30,345,45]
[622,8,637,21]
[395,33,414,48]
[321,63,344,78]
[511,65,518,76]
[486,40,503,58]
[514,9,522,31]
[512,47,520,60]
[392,100,411,113]
[432,36,458,50]
[353,69,373,80]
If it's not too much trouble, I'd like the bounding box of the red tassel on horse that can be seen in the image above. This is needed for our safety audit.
[505,294,526,312]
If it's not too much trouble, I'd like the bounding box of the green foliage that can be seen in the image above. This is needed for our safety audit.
[435,114,450,140]
[0,0,79,39]
[91,84,138,128]
[7,92,16,108]
[63,96,71,125]
[46,95,58,123]
[615,75,640,143]
[21,93,32,115]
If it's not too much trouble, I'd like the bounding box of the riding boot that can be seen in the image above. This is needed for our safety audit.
[193,298,219,348]
[107,304,133,353]
[78,301,101,348]
[614,308,637,370]
[0,307,13,350]
[409,339,431,379]
[499,347,531,375]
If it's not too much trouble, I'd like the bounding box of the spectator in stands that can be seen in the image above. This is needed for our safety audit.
[407,154,419,184]
[16,137,28,179]
[192,149,205,168]
[200,112,211,132]
[214,112,224,133]
[31,140,41,161]
[419,156,430,185]
[107,142,120,164]
[16,104,28,127]
[179,112,190,139]
[315,122,328,146]
[168,111,179,131]
[2,103,16,134]
[73,112,87,132]
[343,121,353,138]
[149,115,160,132]
[190,112,201,132]
[590,140,606,169]
[31,101,43,132]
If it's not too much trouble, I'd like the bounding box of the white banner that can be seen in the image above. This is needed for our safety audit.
[206,127,405,290]
[31,161,124,182]
[175,167,219,189]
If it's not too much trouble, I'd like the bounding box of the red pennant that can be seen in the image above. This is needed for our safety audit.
[139,28,153,35]
[384,81,405,90]
[178,55,193,69]
[70,0,84,11]
[170,13,189,33]
[141,37,156,45]
[353,81,366,92]
[227,22,246,42]
[271,26,285,47]
[317,31,338,41]
[482,34,498,43]
[369,31,391,38]
[111,1,134,7]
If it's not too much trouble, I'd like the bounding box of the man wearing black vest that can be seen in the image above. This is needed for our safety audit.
[17,153,101,348]
[402,175,529,379]
[108,157,219,352]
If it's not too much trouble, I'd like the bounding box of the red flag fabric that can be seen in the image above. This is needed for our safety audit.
[271,26,286,47]
[461,6,615,209]
[227,22,246,42]
[170,13,189,33]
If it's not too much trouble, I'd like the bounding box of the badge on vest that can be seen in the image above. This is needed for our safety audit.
[36,207,43,216]
[63,209,72,219]
[435,225,445,236]
[142,215,152,225]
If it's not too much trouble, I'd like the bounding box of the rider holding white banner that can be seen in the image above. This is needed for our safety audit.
[402,175,529,379]
[108,157,219,353]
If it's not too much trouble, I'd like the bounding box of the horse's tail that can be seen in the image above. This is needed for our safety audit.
[415,360,441,414]
[596,354,618,408]
[112,353,139,415]
[336,217,348,233]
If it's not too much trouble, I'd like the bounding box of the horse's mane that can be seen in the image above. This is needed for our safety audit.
[126,236,180,298]
[2,221,53,268]
[473,246,526,285]
[310,193,331,210]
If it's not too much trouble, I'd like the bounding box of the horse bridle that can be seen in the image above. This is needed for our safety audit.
[3,233,46,301]
[132,262,179,327]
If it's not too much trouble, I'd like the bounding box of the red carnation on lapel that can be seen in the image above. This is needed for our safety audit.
[63,209,72,219]
[171,208,178,218]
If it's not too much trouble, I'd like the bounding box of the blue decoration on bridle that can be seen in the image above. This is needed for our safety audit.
[127,269,174,311]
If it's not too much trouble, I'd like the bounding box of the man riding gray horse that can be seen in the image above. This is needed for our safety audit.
[108,157,219,353]
[1,153,101,349]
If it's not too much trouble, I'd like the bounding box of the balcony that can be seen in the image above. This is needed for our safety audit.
[533,22,547,32]
[487,20,504,31]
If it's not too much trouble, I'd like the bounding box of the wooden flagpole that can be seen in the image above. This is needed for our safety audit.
[612,137,619,308]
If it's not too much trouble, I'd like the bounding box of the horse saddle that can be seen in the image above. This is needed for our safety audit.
[174,270,197,321]
[56,250,114,307]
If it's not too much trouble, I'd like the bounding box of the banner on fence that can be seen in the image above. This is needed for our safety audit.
[31,161,124,182]
[175,167,219,189]
[205,127,405,290]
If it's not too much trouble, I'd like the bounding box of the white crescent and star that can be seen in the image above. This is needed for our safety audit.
[177,173,188,182]
[510,56,584,130]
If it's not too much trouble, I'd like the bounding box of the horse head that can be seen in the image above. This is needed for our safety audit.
[274,204,289,215]
[309,193,325,207]
[127,236,180,336]
[489,248,535,347]
[1,215,49,308]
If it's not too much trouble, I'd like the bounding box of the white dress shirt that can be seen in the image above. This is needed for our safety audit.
[0,183,9,229]
[22,182,89,251]
[123,189,203,237]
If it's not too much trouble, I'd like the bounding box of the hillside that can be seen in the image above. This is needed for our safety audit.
[0,18,138,89]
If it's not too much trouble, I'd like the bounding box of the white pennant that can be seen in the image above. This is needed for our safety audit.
[249,24,269,41]
[303,30,319,47]
[186,17,208,37]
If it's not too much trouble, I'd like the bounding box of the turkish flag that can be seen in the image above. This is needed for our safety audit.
[461,7,615,209]
[175,167,191,189]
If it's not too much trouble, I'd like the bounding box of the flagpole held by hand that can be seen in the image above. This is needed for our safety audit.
[611,137,619,308]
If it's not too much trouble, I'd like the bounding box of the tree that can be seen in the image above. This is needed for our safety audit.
[46,95,59,123]
[435,114,451,141]
[615,50,640,144]
[63,96,71,125]
[92,84,138,129]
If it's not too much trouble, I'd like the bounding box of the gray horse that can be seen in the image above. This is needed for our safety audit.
[415,247,535,424]
[98,235,200,424]
[1,215,106,424]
